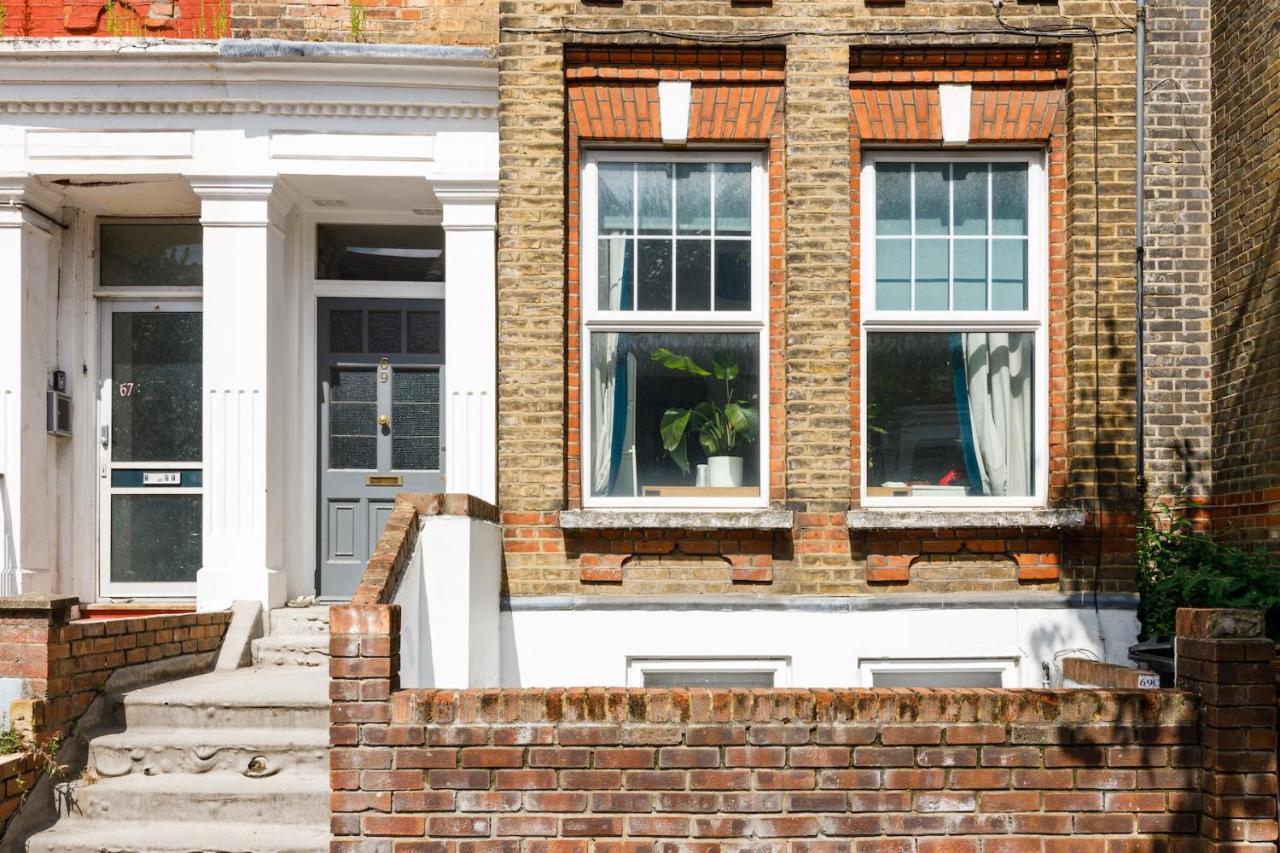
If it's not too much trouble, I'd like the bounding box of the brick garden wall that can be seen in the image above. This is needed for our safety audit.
[229,0,494,44]
[0,596,229,739]
[498,0,1143,596]
[0,595,230,836]
[330,603,1279,851]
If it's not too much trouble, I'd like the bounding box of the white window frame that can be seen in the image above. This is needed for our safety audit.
[626,656,791,688]
[858,657,1019,688]
[580,149,770,510]
[859,150,1050,509]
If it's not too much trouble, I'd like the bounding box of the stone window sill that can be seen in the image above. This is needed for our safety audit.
[560,509,794,531]
[846,507,1087,531]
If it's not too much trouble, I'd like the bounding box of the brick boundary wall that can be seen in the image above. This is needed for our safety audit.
[332,518,1279,853]
[0,594,231,835]
[1061,657,1158,689]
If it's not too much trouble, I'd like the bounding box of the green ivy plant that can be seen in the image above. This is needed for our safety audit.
[650,348,759,474]
[1136,493,1280,640]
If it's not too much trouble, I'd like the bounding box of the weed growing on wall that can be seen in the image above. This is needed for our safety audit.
[1137,494,1280,639]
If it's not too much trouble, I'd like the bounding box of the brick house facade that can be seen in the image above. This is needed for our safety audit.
[496,2,1143,605]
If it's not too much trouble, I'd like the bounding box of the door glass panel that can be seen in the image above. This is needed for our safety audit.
[111,312,202,463]
[329,310,364,354]
[368,310,403,353]
[110,494,202,583]
[99,223,203,288]
[329,368,377,470]
[407,311,442,354]
[391,369,440,471]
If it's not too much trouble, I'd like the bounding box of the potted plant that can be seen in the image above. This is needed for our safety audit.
[650,347,759,488]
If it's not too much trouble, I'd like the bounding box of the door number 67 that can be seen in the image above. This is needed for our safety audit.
[118,382,137,397]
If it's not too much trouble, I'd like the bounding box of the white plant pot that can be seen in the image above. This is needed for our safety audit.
[707,456,744,488]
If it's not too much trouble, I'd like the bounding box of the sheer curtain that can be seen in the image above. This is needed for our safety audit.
[956,332,1033,496]
[591,237,637,496]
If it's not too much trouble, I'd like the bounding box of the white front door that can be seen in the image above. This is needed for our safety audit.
[99,301,203,597]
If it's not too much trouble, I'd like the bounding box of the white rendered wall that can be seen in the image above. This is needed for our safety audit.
[499,601,1139,689]
[396,515,502,689]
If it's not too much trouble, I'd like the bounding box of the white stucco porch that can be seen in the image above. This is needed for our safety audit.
[0,39,498,610]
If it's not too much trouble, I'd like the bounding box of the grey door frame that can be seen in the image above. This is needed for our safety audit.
[316,297,445,599]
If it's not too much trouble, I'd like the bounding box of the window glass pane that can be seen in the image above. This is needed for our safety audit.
[875,239,911,310]
[914,164,950,235]
[992,163,1029,235]
[953,241,988,310]
[598,237,634,311]
[953,164,988,236]
[316,224,444,282]
[676,164,711,235]
[675,241,711,311]
[588,332,761,499]
[643,670,776,688]
[991,239,1028,310]
[875,163,910,236]
[871,669,1004,688]
[111,494,201,584]
[914,239,949,310]
[111,312,202,463]
[599,163,635,234]
[714,240,751,311]
[638,164,673,235]
[637,239,673,310]
[99,223,203,288]
[866,332,1034,498]
[715,163,751,236]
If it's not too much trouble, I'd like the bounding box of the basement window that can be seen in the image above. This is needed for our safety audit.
[627,657,789,688]
[859,658,1018,688]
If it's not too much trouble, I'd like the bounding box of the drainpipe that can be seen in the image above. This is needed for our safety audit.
[1135,0,1148,506]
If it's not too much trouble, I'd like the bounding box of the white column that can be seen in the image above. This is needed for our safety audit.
[189,177,294,612]
[436,183,498,505]
[0,177,62,596]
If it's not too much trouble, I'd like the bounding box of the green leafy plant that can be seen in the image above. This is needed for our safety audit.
[1136,493,1280,640]
[348,1,367,41]
[650,348,758,474]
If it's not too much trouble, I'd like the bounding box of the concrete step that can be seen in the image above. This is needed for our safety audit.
[27,819,330,852]
[89,726,328,778]
[251,635,328,667]
[53,772,329,824]
[267,606,330,637]
[119,668,328,730]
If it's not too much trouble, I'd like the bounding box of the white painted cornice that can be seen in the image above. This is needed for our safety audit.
[0,41,497,122]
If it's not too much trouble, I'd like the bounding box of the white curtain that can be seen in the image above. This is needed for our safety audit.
[961,332,1033,496]
[591,237,636,495]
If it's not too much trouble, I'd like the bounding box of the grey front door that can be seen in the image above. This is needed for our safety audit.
[318,298,445,599]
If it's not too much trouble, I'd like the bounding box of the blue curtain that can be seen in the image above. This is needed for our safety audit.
[605,249,633,493]
[948,333,983,495]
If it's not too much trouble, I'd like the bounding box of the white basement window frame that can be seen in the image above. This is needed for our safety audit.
[626,657,791,688]
[859,150,1050,509]
[580,150,770,510]
[858,657,1020,688]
